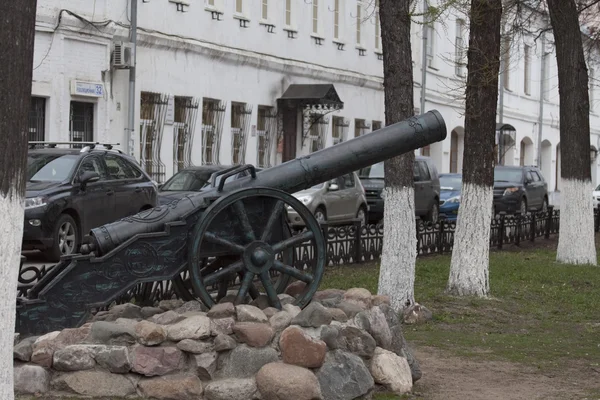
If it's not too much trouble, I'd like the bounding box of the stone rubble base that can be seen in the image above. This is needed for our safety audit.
[14,285,422,400]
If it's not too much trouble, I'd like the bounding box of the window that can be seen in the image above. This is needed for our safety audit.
[231,102,251,165]
[236,0,243,14]
[450,130,458,173]
[543,54,550,101]
[261,0,268,20]
[502,37,511,90]
[105,155,140,180]
[343,173,355,188]
[201,98,226,165]
[354,118,368,137]
[333,0,340,40]
[417,161,431,181]
[30,97,46,142]
[312,0,319,34]
[207,0,214,5]
[421,145,430,157]
[356,2,362,45]
[285,0,291,26]
[455,19,465,76]
[524,44,531,95]
[78,156,106,181]
[375,0,381,50]
[425,23,435,67]
[372,120,382,131]
[590,67,595,110]
[70,101,94,148]
[332,116,348,144]
[256,105,276,168]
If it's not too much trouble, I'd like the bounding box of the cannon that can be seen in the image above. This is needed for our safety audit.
[16,110,447,336]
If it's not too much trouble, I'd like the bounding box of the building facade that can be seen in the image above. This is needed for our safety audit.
[30,0,600,203]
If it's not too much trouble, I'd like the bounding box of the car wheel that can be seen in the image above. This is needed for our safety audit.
[314,207,326,224]
[426,201,439,224]
[520,198,527,215]
[356,206,367,226]
[45,214,80,262]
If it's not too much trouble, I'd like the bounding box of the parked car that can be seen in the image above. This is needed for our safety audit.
[157,165,262,205]
[286,172,368,228]
[439,173,462,221]
[593,184,600,209]
[358,156,441,223]
[23,143,157,261]
[493,165,548,215]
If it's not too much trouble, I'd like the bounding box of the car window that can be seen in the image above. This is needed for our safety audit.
[413,162,421,180]
[359,162,384,179]
[77,156,106,181]
[161,170,214,191]
[343,173,355,188]
[494,168,523,182]
[27,154,79,182]
[525,171,534,182]
[418,161,431,181]
[532,171,542,181]
[104,155,140,180]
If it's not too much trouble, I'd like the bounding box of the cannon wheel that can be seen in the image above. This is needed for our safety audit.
[188,187,326,310]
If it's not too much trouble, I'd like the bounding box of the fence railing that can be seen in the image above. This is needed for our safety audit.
[17,207,600,307]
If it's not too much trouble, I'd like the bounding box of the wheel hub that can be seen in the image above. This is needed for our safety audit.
[243,241,275,274]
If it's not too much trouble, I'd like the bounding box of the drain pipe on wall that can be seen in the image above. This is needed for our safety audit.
[127,0,138,157]
[420,0,428,117]
[536,33,546,168]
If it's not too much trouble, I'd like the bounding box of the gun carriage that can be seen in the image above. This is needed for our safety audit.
[16,111,447,336]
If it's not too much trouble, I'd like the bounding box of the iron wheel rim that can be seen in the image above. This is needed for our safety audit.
[188,187,326,310]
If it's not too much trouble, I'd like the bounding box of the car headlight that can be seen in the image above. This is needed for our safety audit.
[296,196,313,205]
[25,196,47,209]
[503,187,519,196]
[445,195,460,204]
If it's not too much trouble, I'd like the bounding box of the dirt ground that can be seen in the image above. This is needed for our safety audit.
[408,346,600,400]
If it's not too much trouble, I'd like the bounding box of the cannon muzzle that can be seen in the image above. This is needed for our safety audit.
[83,110,446,256]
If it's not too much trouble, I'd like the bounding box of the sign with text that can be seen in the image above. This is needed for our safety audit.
[70,81,105,98]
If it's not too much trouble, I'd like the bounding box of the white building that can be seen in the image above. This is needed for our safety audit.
[30,0,600,203]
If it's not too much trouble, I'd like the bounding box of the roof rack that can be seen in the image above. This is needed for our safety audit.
[28,141,122,153]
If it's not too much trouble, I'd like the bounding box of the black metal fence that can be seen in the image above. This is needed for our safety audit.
[17,207,600,307]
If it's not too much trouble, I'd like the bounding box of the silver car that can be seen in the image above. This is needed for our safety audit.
[287,172,368,227]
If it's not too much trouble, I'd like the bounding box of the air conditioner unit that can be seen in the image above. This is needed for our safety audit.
[112,41,134,69]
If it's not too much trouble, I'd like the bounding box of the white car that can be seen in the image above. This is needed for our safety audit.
[593,184,600,209]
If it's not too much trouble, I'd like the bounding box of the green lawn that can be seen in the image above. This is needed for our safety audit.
[321,247,600,380]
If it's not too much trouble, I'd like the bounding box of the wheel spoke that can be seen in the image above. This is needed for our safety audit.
[233,200,256,242]
[235,271,255,305]
[272,230,315,253]
[204,260,244,286]
[260,271,281,309]
[261,200,285,242]
[272,260,314,283]
[204,232,245,254]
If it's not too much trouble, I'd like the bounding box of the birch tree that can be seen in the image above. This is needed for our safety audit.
[447,0,503,296]
[547,0,597,265]
[377,0,419,310]
[0,1,37,398]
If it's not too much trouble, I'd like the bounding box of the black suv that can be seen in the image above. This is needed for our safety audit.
[493,165,548,215]
[358,156,441,223]
[24,143,157,261]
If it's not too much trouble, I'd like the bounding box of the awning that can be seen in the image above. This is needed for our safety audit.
[277,84,344,109]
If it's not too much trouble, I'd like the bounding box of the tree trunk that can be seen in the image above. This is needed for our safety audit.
[377,0,417,311]
[547,0,597,265]
[447,0,502,296]
[0,1,37,398]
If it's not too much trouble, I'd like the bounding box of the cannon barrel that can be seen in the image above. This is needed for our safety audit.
[83,110,447,256]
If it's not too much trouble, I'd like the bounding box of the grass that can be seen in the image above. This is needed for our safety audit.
[321,247,600,371]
